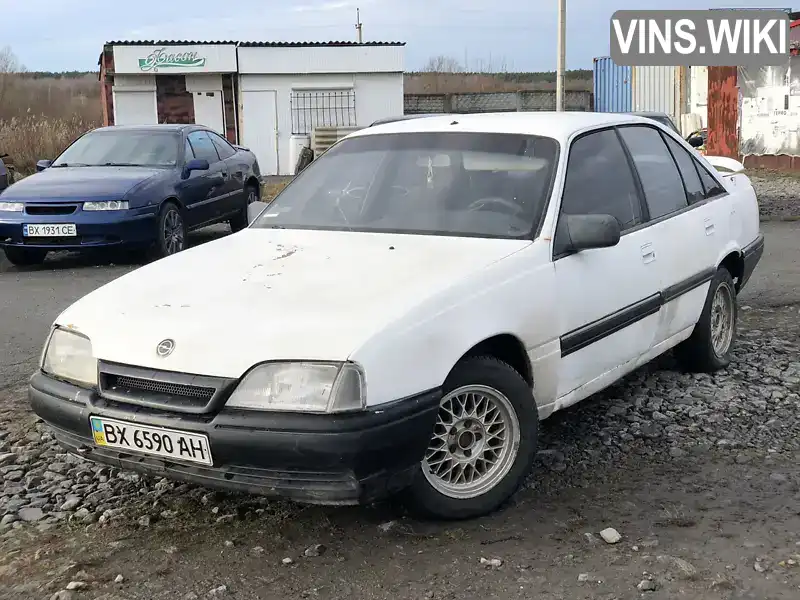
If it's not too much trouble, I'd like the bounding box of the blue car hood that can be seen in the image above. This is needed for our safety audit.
[3,166,164,201]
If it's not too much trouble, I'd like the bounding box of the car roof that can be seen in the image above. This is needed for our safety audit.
[90,124,203,134]
[353,111,663,142]
[369,114,441,126]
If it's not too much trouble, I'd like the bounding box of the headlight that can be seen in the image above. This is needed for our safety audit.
[41,327,97,388]
[0,201,23,212]
[83,201,128,211]
[225,361,365,413]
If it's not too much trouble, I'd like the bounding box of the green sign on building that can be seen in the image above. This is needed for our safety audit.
[139,48,207,72]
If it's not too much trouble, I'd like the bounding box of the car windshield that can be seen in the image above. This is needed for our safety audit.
[252,132,560,239]
[51,130,180,167]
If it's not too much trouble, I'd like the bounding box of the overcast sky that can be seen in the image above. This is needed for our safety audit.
[0,0,787,72]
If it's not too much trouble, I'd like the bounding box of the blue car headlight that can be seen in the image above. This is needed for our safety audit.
[83,201,128,211]
[0,201,23,212]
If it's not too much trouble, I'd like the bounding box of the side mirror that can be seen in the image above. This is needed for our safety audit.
[561,213,621,253]
[36,159,52,172]
[686,133,704,148]
[247,200,269,225]
[182,158,209,179]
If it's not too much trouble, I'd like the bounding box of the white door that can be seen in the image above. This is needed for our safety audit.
[241,90,278,176]
[553,127,662,398]
[113,90,157,125]
[616,125,724,346]
[193,91,225,136]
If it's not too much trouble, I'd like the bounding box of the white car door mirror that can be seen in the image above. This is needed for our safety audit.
[247,201,269,225]
[562,213,621,253]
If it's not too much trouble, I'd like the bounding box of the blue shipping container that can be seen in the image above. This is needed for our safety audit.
[593,56,632,112]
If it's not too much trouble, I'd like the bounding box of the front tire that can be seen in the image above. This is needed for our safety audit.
[152,202,187,259]
[3,246,48,267]
[674,267,738,373]
[230,183,259,233]
[402,357,538,520]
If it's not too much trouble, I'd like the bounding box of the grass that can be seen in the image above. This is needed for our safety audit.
[0,115,96,175]
[261,179,290,202]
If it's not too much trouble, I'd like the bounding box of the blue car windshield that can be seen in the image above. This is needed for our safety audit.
[52,131,180,167]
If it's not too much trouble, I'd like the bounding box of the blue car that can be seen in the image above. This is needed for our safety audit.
[0,124,261,266]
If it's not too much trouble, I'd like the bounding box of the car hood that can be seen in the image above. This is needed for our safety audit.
[56,228,529,378]
[3,166,163,201]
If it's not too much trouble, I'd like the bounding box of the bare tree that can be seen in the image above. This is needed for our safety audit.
[0,46,25,113]
[422,55,463,73]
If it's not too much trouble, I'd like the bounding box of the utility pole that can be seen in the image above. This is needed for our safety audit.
[556,0,566,111]
[355,8,363,43]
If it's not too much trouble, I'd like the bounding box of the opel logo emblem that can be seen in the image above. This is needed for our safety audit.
[156,339,175,357]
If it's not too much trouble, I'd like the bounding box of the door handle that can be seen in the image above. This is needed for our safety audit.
[641,242,656,263]
[704,217,715,235]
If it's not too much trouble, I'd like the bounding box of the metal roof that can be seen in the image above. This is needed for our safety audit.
[104,40,404,47]
[105,40,238,46]
[238,41,405,47]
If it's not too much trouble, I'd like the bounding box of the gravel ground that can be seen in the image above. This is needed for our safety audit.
[0,304,799,600]
[749,170,800,221]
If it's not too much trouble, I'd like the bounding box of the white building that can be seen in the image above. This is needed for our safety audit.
[99,40,405,175]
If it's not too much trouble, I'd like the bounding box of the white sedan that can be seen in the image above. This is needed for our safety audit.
[29,112,764,520]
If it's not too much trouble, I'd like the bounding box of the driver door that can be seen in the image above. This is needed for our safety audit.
[553,127,662,398]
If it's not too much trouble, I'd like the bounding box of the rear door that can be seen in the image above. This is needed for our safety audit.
[208,131,245,218]
[616,124,721,347]
[184,130,226,226]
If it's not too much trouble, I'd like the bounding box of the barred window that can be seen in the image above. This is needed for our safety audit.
[290,90,356,135]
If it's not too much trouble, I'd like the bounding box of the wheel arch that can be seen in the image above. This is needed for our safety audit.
[718,248,745,292]
[454,333,533,388]
[245,176,261,194]
[160,195,184,211]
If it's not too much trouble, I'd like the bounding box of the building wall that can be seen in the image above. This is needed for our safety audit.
[237,45,404,75]
[156,75,195,124]
[239,72,403,175]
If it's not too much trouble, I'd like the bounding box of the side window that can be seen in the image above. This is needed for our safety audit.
[618,126,688,220]
[184,139,195,163]
[559,129,643,231]
[187,131,221,164]
[662,135,705,204]
[209,132,236,160]
[695,160,727,198]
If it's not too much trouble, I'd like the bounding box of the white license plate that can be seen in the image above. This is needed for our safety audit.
[89,416,213,466]
[24,223,77,237]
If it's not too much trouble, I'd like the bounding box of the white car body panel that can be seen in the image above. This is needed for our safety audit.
[50,112,763,417]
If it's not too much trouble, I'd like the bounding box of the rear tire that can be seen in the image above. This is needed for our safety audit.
[402,357,538,520]
[674,267,737,373]
[230,183,259,233]
[3,247,47,267]
[151,202,187,260]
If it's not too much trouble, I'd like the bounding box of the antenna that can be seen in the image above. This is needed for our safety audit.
[355,8,363,43]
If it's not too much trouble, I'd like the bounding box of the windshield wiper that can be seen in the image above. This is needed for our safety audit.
[51,163,89,167]
[102,162,142,167]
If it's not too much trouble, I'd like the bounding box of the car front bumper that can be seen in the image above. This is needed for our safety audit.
[0,206,157,250]
[29,371,441,505]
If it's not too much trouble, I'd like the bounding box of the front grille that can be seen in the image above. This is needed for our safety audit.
[106,374,215,401]
[23,236,83,246]
[25,204,78,215]
[97,361,236,415]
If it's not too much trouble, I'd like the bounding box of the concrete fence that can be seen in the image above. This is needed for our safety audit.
[403,90,594,114]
